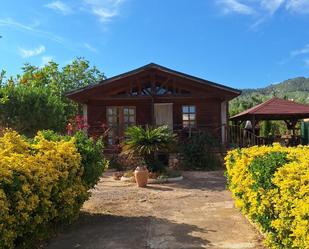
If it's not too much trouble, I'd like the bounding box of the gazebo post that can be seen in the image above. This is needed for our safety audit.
[284,119,298,146]
[252,115,256,145]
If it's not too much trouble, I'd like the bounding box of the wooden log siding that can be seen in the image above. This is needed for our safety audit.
[66,63,241,145]
[87,97,223,140]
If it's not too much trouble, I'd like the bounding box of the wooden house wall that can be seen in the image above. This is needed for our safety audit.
[86,97,223,139]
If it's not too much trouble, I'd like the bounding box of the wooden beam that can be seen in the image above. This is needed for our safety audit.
[151,72,155,96]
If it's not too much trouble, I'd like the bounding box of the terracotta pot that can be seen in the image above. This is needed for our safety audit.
[134,166,149,187]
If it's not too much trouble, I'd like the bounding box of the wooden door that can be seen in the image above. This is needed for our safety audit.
[154,103,173,130]
[106,106,136,145]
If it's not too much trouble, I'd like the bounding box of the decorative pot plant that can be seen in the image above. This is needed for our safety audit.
[121,125,175,187]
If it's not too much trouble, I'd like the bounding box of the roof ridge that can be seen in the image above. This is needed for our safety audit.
[66,62,241,97]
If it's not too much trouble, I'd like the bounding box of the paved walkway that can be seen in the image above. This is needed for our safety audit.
[46,171,264,249]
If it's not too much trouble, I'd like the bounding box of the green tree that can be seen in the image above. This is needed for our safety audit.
[0,58,105,135]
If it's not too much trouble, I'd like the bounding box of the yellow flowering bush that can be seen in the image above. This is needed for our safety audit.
[0,130,89,249]
[225,144,309,249]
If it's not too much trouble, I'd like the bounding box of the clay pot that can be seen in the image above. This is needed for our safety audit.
[134,166,149,187]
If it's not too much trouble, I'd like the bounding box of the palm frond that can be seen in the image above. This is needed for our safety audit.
[121,125,175,161]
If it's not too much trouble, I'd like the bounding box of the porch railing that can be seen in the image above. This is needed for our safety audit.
[87,123,269,152]
[227,125,266,148]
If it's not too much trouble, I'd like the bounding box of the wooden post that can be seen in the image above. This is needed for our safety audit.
[252,115,256,145]
[150,72,155,126]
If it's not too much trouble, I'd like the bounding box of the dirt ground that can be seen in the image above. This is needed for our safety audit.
[45,171,265,249]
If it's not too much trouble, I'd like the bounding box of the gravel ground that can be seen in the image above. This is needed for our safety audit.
[46,170,265,249]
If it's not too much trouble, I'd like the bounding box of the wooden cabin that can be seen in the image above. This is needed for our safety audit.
[67,63,241,147]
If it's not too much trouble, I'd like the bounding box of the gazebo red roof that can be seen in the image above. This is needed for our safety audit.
[230,97,309,121]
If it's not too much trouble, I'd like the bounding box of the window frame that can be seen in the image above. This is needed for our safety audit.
[182,105,197,129]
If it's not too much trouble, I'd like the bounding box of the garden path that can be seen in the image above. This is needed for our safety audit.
[46,171,264,249]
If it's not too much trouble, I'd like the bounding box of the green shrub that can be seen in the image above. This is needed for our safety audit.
[248,152,289,191]
[122,125,175,171]
[0,59,105,136]
[225,144,309,249]
[0,85,66,136]
[0,130,88,248]
[39,130,107,188]
[158,168,182,178]
[179,132,221,170]
[74,131,107,188]
[147,160,166,173]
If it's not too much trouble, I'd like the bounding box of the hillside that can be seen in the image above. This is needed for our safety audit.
[230,77,309,116]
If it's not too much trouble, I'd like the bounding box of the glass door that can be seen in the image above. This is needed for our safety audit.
[106,106,136,145]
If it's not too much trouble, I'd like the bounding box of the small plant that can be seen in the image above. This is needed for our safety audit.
[123,170,134,178]
[147,160,166,173]
[158,168,182,179]
[179,132,221,170]
[108,154,144,171]
[112,172,123,180]
[121,125,175,171]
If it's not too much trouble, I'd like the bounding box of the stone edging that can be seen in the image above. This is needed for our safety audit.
[120,176,184,183]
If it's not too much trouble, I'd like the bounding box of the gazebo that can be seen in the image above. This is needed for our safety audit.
[229,97,309,146]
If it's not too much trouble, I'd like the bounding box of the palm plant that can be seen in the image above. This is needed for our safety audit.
[121,125,175,164]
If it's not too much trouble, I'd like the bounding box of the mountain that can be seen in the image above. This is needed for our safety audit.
[229,77,309,116]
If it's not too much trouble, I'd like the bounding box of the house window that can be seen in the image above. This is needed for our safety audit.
[182,105,196,128]
[106,106,136,145]
[107,107,120,145]
[123,107,136,129]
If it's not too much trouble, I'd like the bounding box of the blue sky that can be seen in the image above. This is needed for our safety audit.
[1,0,309,89]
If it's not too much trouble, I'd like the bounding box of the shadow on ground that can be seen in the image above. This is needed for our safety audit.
[45,212,211,249]
[169,171,227,191]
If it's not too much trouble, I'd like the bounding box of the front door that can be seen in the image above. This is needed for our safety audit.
[154,103,173,130]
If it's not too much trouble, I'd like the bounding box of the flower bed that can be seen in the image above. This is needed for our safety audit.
[225,144,309,249]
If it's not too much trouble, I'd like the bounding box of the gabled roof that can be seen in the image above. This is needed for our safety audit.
[66,63,241,98]
[230,97,309,121]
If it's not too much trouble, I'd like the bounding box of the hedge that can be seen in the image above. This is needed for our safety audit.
[38,130,107,188]
[225,144,309,249]
[0,130,107,248]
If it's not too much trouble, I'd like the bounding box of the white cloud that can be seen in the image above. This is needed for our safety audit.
[261,0,285,14]
[45,1,72,15]
[215,0,309,30]
[19,45,46,58]
[0,18,65,44]
[92,8,117,22]
[216,0,309,17]
[83,0,126,22]
[291,44,309,57]
[41,56,55,66]
[217,0,255,15]
[84,42,97,52]
[286,0,309,13]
